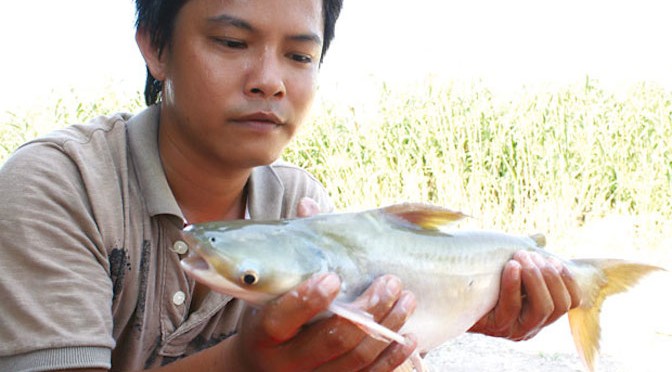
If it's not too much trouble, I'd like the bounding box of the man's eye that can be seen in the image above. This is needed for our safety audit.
[289,53,313,64]
[215,38,246,49]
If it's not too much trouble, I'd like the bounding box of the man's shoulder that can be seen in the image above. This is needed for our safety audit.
[251,160,335,217]
[267,160,323,185]
[23,112,132,151]
[1,112,137,206]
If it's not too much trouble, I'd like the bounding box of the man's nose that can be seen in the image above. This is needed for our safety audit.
[244,50,286,99]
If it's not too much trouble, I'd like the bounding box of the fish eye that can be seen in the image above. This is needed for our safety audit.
[209,237,217,244]
[240,270,259,286]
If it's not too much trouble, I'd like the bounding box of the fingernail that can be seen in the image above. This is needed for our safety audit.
[402,333,418,348]
[507,260,522,281]
[317,273,340,297]
[386,276,401,297]
[529,252,547,267]
[515,250,533,267]
[399,291,416,314]
[548,256,564,272]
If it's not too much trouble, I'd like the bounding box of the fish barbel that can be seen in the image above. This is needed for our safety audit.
[180,203,662,371]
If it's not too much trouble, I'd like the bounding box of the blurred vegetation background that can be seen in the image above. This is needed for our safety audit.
[2,78,671,259]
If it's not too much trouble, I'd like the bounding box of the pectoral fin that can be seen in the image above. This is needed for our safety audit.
[328,301,409,346]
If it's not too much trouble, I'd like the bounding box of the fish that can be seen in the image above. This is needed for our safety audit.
[179,203,663,371]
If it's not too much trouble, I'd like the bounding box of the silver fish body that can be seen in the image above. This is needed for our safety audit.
[187,206,558,350]
[293,211,544,351]
[181,203,661,371]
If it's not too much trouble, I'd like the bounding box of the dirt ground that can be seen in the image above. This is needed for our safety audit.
[422,265,672,371]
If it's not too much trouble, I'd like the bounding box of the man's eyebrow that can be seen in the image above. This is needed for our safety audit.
[289,33,322,46]
[207,14,253,31]
[207,13,322,46]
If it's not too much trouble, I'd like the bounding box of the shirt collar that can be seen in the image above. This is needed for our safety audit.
[127,105,184,222]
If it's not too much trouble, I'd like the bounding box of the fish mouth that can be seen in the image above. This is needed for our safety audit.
[181,255,210,271]
[180,253,275,305]
[180,255,245,296]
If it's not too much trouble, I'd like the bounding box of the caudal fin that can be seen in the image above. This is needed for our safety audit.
[567,259,663,371]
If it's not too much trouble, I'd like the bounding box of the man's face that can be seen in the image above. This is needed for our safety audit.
[158,0,324,169]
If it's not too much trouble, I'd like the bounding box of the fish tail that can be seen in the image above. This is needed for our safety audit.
[567,259,663,372]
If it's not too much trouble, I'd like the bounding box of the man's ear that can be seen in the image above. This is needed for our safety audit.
[136,28,166,81]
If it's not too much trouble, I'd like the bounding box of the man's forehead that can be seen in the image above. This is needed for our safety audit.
[194,0,323,30]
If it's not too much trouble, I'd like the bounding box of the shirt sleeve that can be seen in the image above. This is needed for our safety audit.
[0,143,114,370]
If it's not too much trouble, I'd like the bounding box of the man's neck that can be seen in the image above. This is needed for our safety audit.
[158,125,251,224]
[172,175,248,224]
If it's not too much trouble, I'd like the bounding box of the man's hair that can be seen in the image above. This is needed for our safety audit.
[135,0,344,106]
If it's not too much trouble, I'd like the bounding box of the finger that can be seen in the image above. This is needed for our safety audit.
[538,261,571,326]
[467,259,522,336]
[318,290,416,371]
[493,259,524,334]
[297,197,321,218]
[349,275,403,321]
[288,276,404,368]
[550,257,583,309]
[515,251,553,340]
[532,255,575,324]
[261,272,341,342]
[363,333,418,372]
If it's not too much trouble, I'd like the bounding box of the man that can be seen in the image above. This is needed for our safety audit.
[0,0,580,371]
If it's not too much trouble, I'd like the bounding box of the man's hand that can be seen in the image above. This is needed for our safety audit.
[232,273,417,371]
[469,250,582,340]
[297,196,323,218]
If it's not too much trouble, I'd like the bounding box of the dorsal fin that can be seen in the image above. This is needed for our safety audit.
[381,203,468,231]
[529,233,547,248]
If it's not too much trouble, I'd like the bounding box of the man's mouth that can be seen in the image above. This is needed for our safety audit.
[232,112,285,129]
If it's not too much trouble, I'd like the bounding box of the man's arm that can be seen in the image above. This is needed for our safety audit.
[0,143,117,371]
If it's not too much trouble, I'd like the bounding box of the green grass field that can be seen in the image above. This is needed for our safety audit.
[2,78,671,257]
[291,79,672,239]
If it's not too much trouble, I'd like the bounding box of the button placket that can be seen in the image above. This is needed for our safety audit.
[158,220,240,357]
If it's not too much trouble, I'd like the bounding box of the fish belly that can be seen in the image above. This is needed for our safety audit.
[399,269,502,352]
[316,218,532,352]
